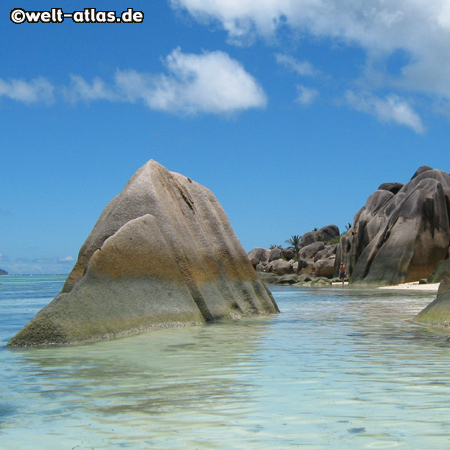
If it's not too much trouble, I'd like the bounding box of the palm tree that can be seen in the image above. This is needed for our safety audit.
[285,235,302,273]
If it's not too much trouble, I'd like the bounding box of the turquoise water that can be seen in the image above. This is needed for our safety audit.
[1,276,450,449]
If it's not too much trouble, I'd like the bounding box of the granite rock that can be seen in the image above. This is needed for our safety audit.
[9,160,278,347]
[339,167,450,285]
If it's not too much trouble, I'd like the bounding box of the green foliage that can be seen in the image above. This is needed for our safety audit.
[285,235,302,252]
[269,244,283,250]
[328,236,341,245]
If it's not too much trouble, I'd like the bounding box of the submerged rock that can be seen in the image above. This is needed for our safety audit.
[415,259,450,327]
[9,160,278,347]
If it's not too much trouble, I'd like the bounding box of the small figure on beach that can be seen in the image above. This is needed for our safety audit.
[311,267,316,277]
[339,262,346,285]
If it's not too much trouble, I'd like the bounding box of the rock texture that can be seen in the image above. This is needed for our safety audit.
[337,166,450,285]
[9,160,278,347]
[428,259,450,284]
[301,225,339,246]
[415,267,450,327]
[247,225,339,279]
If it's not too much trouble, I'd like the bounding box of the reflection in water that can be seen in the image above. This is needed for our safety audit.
[2,279,450,449]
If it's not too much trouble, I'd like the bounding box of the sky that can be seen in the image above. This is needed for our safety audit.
[1,0,450,274]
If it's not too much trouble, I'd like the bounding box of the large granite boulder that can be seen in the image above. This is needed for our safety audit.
[317,225,340,243]
[315,258,335,278]
[339,166,450,285]
[300,242,325,261]
[268,248,283,262]
[282,248,295,260]
[9,160,278,347]
[314,244,338,262]
[271,259,294,275]
[248,247,270,267]
[301,225,340,245]
[301,231,317,246]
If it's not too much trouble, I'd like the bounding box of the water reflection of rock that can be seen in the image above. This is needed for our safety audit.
[20,317,273,416]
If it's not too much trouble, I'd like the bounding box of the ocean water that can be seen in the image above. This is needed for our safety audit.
[1,276,450,449]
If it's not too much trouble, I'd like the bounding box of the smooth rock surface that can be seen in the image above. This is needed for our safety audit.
[9,160,278,347]
[415,260,450,327]
[248,248,270,266]
[271,259,294,275]
[427,259,450,283]
[339,167,450,285]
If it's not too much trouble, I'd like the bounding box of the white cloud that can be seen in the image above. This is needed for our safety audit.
[6,49,266,116]
[59,255,75,262]
[114,48,267,114]
[345,91,425,133]
[0,77,54,104]
[171,0,450,107]
[296,85,319,106]
[65,75,117,103]
[275,54,319,77]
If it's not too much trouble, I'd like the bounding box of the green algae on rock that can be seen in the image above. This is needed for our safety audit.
[8,160,278,347]
[415,269,450,328]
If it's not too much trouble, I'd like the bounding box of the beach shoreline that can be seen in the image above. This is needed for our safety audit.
[377,281,439,292]
[328,281,439,292]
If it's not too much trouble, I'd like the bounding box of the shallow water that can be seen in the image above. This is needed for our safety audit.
[1,276,450,449]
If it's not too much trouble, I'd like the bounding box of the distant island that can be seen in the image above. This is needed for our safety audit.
[0,268,7,275]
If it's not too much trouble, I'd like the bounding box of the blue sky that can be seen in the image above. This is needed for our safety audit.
[1,0,450,274]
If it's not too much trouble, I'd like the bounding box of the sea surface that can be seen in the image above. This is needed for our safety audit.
[1,275,450,449]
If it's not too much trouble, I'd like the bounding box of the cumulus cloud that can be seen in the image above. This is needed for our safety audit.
[275,54,319,77]
[296,85,319,106]
[345,91,425,133]
[0,77,54,104]
[113,48,267,114]
[171,0,450,119]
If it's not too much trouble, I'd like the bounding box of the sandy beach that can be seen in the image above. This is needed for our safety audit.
[330,281,440,292]
[378,282,439,292]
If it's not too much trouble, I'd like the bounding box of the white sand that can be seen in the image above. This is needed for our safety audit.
[378,281,439,292]
[329,281,439,291]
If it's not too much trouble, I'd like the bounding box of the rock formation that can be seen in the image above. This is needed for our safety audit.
[8,160,278,347]
[428,259,450,284]
[415,267,450,327]
[337,166,450,285]
[0,268,7,275]
[301,225,340,246]
[247,225,339,277]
